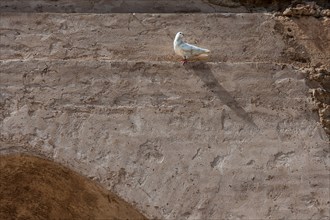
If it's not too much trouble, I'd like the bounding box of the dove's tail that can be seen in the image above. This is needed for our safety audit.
[196,48,210,60]
[203,49,210,53]
[196,47,210,54]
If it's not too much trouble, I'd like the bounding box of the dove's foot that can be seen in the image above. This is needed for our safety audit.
[181,59,188,65]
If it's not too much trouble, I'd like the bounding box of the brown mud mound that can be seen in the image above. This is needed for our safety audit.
[0,154,147,220]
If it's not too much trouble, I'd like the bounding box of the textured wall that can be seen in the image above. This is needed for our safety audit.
[0,9,329,220]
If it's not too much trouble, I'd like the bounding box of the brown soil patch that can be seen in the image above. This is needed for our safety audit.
[0,154,147,220]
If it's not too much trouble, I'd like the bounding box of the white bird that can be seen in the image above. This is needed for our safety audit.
[173,32,210,65]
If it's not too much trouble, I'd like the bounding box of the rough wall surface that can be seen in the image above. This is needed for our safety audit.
[1,0,329,13]
[0,8,329,220]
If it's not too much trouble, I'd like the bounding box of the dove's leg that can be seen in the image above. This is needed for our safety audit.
[181,56,188,65]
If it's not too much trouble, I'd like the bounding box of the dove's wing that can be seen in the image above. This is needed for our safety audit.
[180,43,210,58]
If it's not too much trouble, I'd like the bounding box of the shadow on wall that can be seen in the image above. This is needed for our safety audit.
[185,62,257,128]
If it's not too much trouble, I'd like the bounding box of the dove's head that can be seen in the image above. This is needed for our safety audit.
[176,32,184,40]
[174,32,184,45]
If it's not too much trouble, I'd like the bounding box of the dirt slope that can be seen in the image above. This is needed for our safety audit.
[0,154,147,219]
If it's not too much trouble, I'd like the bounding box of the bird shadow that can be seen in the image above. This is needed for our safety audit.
[185,62,257,128]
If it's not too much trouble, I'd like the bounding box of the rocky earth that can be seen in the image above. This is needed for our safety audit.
[274,3,330,137]
[1,1,329,220]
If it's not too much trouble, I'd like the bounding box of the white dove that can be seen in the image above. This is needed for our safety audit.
[173,32,210,65]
